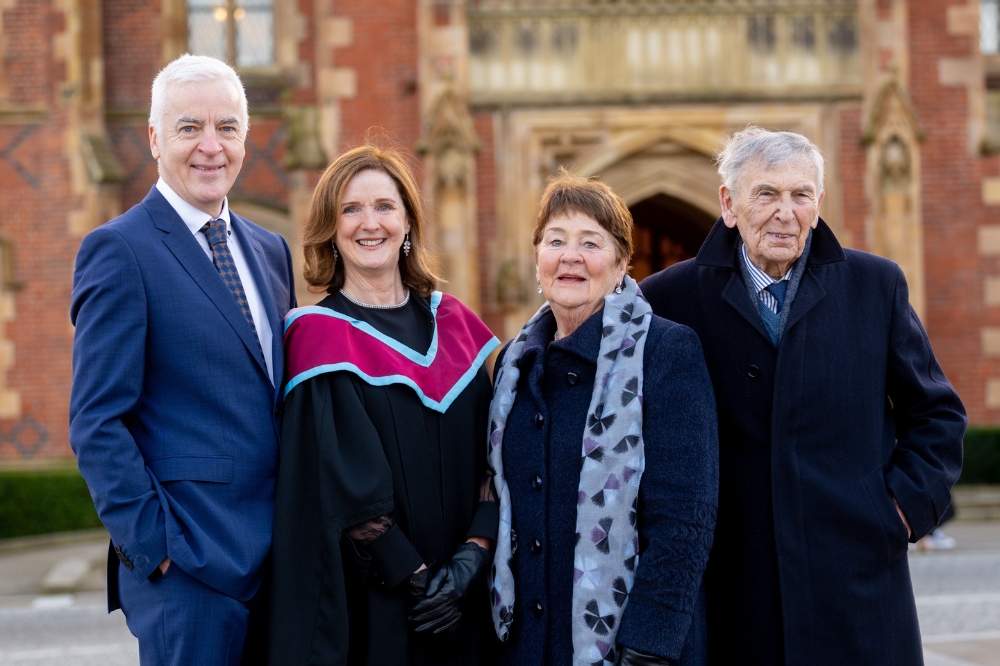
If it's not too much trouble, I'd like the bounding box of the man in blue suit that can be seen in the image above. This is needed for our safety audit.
[70,54,296,665]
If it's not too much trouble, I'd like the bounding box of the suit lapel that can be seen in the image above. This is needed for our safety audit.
[143,188,269,382]
[782,268,826,335]
[230,214,282,390]
[721,272,772,343]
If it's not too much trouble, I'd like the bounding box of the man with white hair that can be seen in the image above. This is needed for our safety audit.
[640,127,965,665]
[70,54,296,664]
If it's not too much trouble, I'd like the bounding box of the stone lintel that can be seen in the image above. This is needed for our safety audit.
[324,17,353,49]
[983,327,1000,355]
[318,68,356,100]
[0,391,20,420]
[984,178,1000,205]
[978,226,1000,254]
[987,378,1000,408]
[939,58,979,87]
[984,276,1000,305]
[947,4,980,36]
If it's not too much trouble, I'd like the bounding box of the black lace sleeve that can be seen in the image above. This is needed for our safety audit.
[479,469,497,503]
[346,514,394,546]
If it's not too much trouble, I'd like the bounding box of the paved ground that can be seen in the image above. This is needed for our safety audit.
[0,522,997,664]
[912,521,1000,666]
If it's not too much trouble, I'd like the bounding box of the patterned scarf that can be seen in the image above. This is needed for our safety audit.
[488,277,651,666]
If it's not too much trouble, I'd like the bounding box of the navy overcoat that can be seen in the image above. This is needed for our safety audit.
[496,307,718,666]
[640,219,966,666]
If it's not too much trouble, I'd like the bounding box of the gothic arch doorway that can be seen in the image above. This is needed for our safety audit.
[629,193,717,282]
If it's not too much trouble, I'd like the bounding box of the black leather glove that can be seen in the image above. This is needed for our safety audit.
[616,646,675,666]
[408,542,489,634]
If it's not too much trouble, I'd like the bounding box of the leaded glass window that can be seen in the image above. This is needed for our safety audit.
[187,0,274,68]
[984,0,1000,53]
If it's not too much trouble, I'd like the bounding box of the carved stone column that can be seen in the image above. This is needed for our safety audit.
[64,0,123,238]
[864,79,925,319]
[418,88,480,311]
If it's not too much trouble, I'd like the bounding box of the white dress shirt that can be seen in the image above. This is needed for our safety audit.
[156,178,275,386]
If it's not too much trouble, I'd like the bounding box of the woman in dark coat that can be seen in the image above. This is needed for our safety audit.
[268,144,500,666]
[487,171,719,666]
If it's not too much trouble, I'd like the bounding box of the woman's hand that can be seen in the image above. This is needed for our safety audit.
[406,566,431,606]
[407,542,490,634]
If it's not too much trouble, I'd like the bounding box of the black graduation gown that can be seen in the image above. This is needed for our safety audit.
[268,293,499,666]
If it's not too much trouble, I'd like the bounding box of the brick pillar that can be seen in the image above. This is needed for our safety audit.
[910,0,1000,424]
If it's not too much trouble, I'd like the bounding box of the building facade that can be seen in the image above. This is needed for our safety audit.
[0,0,995,461]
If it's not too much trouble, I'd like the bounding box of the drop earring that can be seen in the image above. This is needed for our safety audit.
[614,280,623,294]
[403,233,411,257]
[331,242,338,265]
[537,282,543,294]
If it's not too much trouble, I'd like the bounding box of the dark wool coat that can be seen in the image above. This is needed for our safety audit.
[639,219,967,666]
[496,307,719,666]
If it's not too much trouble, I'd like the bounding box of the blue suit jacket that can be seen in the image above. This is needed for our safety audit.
[70,186,296,608]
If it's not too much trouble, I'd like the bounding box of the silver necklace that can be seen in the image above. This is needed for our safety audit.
[339,288,411,310]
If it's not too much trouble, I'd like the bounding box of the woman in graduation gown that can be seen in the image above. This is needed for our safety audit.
[268,144,501,666]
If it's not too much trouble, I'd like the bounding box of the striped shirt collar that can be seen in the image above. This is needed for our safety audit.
[741,242,791,291]
[741,242,792,315]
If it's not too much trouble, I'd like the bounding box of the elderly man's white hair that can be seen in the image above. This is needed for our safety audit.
[148,54,249,139]
[717,127,825,198]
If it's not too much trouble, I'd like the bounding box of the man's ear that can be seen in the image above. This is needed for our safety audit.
[720,185,738,229]
[149,126,160,161]
[811,189,826,229]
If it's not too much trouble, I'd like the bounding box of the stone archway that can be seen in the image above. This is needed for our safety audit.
[629,194,717,281]
[574,131,722,281]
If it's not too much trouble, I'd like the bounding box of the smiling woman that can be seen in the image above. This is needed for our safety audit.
[269,142,502,666]
[486,171,718,666]
[532,169,631,338]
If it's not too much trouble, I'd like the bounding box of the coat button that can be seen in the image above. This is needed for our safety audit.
[531,474,543,490]
[566,372,579,386]
[533,601,544,617]
[531,539,542,554]
[747,364,760,378]
[534,413,544,428]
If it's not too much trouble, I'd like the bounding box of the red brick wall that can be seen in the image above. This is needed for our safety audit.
[333,0,421,152]
[0,0,308,461]
[0,0,78,459]
[838,105,869,252]
[2,0,55,104]
[105,0,164,209]
[232,117,290,210]
[910,0,999,424]
[104,0,162,111]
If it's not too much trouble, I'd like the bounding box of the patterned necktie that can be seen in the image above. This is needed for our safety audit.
[201,218,265,363]
[765,281,788,314]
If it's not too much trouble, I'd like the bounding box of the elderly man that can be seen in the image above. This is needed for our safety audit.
[640,127,965,665]
[70,55,295,664]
